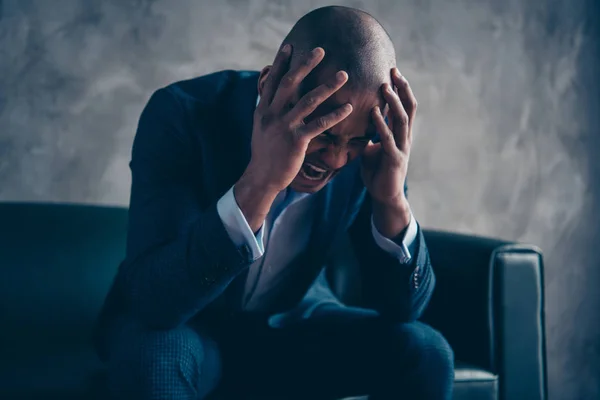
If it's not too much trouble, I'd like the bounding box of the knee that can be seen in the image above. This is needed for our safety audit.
[137,325,217,375]
[108,321,221,398]
[393,322,454,376]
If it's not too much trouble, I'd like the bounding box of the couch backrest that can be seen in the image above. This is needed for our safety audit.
[0,203,127,356]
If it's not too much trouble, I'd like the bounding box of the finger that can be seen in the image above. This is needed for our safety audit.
[297,103,353,140]
[392,68,418,129]
[372,106,397,155]
[271,47,325,111]
[287,70,349,124]
[361,140,381,170]
[382,82,410,152]
[260,44,292,107]
[382,103,393,132]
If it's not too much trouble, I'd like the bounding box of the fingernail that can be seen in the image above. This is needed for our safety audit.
[312,47,324,57]
[394,68,402,77]
[281,44,291,53]
[336,71,347,81]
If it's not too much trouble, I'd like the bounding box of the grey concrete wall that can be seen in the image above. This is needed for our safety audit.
[0,0,598,398]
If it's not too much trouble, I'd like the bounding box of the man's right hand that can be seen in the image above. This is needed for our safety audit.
[234,44,352,232]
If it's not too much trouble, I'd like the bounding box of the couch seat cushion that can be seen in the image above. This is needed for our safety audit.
[454,361,498,400]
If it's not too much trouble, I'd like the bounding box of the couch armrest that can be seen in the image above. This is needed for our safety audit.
[421,230,547,400]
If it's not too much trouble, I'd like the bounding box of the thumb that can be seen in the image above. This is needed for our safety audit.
[363,140,380,159]
[361,141,380,170]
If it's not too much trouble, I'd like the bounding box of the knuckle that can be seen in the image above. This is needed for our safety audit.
[281,74,295,88]
[284,120,296,132]
[302,55,313,67]
[323,83,337,94]
[316,117,328,129]
[398,110,408,125]
[399,113,409,125]
[260,113,276,127]
[325,79,338,90]
[412,99,418,110]
[303,95,318,108]
[259,113,270,125]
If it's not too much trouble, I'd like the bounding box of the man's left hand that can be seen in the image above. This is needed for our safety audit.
[361,68,417,239]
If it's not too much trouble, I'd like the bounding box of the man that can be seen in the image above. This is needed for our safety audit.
[95,5,454,400]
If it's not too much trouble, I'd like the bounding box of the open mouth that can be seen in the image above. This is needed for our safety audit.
[299,162,330,182]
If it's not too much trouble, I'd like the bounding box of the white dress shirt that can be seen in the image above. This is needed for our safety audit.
[217,185,418,313]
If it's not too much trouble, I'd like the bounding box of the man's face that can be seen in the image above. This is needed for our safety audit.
[260,65,389,193]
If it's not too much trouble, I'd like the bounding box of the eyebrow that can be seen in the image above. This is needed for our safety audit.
[321,129,376,141]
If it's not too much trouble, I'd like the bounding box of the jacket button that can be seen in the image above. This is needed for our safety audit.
[413,267,419,288]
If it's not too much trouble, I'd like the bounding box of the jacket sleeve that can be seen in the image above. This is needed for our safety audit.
[120,87,254,330]
[347,182,436,322]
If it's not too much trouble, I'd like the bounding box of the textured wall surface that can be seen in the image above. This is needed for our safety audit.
[0,0,598,398]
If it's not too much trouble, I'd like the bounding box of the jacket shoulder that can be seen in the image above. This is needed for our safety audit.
[161,70,259,108]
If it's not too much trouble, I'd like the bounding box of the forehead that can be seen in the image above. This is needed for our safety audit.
[304,83,388,139]
[299,63,392,138]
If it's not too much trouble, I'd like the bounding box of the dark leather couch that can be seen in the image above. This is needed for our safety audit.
[0,203,547,400]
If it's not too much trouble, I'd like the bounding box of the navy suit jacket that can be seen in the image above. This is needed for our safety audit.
[95,70,435,358]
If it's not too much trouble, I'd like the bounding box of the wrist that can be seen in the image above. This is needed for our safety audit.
[234,170,279,233]
[372,196,412,239]
[235,174,280,203]
[240,161,283,193]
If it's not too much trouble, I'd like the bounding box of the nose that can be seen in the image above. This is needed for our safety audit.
[319,144,349,171]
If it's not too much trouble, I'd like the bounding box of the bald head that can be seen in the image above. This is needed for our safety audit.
[282,6,396,92]
[256,7,399,193]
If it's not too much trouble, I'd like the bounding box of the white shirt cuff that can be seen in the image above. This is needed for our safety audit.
[216,186,265,261]
[371,211,418,264]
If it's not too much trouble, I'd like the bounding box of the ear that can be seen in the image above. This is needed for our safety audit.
[257,65,272,97]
